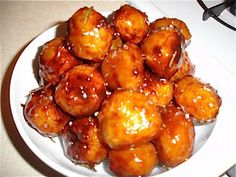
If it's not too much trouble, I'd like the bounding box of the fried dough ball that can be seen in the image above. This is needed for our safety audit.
[39,37,80,85]
[98,90,163,149]
[153,104,195,167]
[101,42,144,90]
[150,17,191,46]
[109,143,158,177]
[141,29,183,79]
[113,4,149,44]
[62,117,107,169]
[23,85,69,137]
[67,7,114,61]
[139,71,174,107]
[174,75,221,123]
[170,51,195,82]
[55,65,106,117]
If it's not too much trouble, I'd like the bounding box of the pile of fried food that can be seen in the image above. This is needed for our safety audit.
[23,4,221,176]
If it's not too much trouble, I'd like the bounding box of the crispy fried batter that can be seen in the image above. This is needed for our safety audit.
[174,75,221,123]
[99,90,163,149]
[153,104,195,167]
[67,7,114,61]
[113,4,149,44]
[24,85,69,137]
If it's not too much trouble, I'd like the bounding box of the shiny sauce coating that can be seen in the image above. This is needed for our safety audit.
[170,51,195,82]
[101,42,144,90]
[62,117,107,168]
[55,65,106,117]
[67,7,114,61]
[109,143,158,177]
[174,75,221,123]
[24,85,69,137]
[153,104,195,167]
[98,90,163,149]
[139,70,174,107]
[150,17,192,46]
[39,37,80,85]
[141,29,183,79]
[113,4,149,44]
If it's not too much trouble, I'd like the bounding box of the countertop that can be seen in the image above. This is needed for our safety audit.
[1,1,235,177]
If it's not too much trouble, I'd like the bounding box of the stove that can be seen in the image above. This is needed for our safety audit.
[197,0,236,31]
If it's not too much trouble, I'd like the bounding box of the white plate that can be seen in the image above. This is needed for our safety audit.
[10,8,236,177]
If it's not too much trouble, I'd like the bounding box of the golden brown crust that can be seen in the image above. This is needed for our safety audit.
[98,90,163,149]
[141,29,183,79]
[174,75,221,123]
[55,65,106,117]
[150,17,192,43]
[23,85,69,137]
[153,104,195,167]
[113,4,149,44]
[39,37,80,85]
[62,117,107,168]
[109,143,158,177]
[101,42,144,90]
[139,71,174,107]
[67,7,114,61]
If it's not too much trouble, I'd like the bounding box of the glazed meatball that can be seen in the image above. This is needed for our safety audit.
[174,75,221,123]
[139,71,174,107]
[101,42,144,90]
[23,85,69,137]
[113,4,149,44]
[109,143,158,177]
[39,37,80,85]
[141,29,183,79]
[150,17,191,46]
[62,117,107,169]
[170,51,195,82]
[67,7,114,61]
[153,104,195,167]
[98,90,163,149]
[55,65,106,117]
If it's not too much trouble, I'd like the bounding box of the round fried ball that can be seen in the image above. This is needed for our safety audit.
[55,65,106,117]
[174,75,221,123]
[139,71,174,107]
[141,29,183,79]
[62,117,107,169]
[98,90,163,149]
[23,85,69,137]
[109,143,158,177]
[150,17,191,46]
[39,37,80,85]
[67,7,114,61]
[113,4,149,44]
[101,42,144,90]
[153,104,195,167]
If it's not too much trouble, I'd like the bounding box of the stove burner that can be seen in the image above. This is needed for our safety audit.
[197,0,236,31]
[229,0,236,15]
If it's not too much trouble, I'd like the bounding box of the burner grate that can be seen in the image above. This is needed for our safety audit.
[197,0,236,31]
[229,0,236,15]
